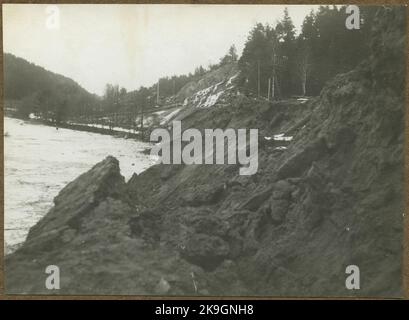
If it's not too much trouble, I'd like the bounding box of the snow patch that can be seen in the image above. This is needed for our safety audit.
[213,81,224,93]
[194,86,213,100]
[297,98,309,104]
[273,133,293,141]
[160,108,181,125]
[201,91,224,108]
[227,72,239,86]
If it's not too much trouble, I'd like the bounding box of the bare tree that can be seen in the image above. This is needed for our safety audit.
[296,42,311,96]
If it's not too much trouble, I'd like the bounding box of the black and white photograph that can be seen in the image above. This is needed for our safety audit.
[2,3,406,298]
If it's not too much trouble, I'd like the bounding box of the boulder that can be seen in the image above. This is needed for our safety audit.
[181,184,224,206]
[180,233,230,271]
[276,138,327,179]
[27,156,130,245]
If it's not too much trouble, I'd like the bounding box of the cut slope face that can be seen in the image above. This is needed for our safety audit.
[177,63,239,106]
[5,7,405,296]
[131,63,239,131]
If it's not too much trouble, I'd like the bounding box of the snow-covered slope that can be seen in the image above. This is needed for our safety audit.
[149,63,239,127]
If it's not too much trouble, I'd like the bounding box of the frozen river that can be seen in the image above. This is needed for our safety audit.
[4,117,157,254]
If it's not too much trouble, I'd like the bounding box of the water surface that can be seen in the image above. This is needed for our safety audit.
[4,117,157,254]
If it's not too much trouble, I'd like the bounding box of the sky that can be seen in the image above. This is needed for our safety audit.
[3,4,320,96]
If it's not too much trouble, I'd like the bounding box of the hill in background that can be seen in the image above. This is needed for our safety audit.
[4,53,97,120]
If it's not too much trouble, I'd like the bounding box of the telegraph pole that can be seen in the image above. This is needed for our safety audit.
[140,101,144,139]
[268,78,271,101]
[272,53,277,100]
[133,103,137,134]
[257,60,260,97]
[156,80,160,104]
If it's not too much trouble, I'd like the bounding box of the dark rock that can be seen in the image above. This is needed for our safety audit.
[28,156,130,244]
[181,184,224,206]
[271,180,293,200]
[276,138,327,180]
[240,187,272,211]
[269,199,289,225]
[180,233,230,271]
[182,209,227,237]
[129,209,162,243]
[160,165,177,180]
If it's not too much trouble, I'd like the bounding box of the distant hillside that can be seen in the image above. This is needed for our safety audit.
[3,53,97,120]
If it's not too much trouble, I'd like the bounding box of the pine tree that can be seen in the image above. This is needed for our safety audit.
[238,23,277,97]
[275,8,296,97]
[228,44,238,62]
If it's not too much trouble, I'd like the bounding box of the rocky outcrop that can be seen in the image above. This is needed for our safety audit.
[5,7,405,297]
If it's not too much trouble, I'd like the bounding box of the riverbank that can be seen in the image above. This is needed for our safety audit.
[4,108,148,139]
[4,117,157,254]
[33,117,143,139]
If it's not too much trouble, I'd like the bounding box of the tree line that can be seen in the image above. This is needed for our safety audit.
[238,5,377,98]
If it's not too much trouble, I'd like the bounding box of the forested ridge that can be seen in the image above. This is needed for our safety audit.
[4,53,97,120]
[238,6,377,97]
